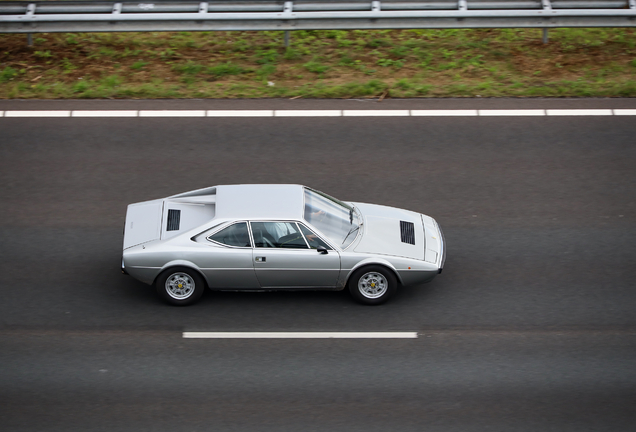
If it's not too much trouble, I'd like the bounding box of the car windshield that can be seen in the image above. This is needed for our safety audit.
[303,188,360,249]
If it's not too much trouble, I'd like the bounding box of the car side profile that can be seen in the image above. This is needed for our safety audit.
[122,184,445,305]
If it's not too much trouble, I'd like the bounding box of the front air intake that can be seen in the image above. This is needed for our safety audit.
[400,221,415,245]
[166,209,181,231]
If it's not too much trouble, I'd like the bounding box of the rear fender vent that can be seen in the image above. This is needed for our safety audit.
[400,221,415,245]
[167,209,181,231]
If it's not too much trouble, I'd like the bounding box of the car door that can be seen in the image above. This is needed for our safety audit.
[250,221,340,288]
[199,221,260,289]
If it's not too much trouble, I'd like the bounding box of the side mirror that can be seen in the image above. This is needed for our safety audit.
[316,246,329,255]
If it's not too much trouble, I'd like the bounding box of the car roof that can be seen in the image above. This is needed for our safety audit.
[214,184,305,220]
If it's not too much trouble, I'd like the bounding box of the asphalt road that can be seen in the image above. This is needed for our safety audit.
[1,99,635,432]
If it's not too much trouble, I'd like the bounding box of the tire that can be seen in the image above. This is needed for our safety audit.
[348,265,397,305]
[155,266,205,306]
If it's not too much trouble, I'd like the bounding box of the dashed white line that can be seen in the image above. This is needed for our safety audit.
[274,110,342,117]
[139,110,206,117]
[546,109,613,116]
[343,110,410,116]
[182,331,419,339]
[613,109,636,115]
[71,110,138,117]
[5,110,71,117]
[207,110,274,117]
[479,109,545,116]
[411,109,478,116]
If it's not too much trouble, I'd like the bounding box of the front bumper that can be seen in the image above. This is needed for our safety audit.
[437,223,446,274]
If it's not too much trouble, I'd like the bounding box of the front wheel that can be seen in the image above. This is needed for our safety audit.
[348,266,397,305]
[155,267,205,306]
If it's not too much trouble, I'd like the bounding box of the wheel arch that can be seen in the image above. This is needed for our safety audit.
[153,260,209,288]
[345,259,403,287]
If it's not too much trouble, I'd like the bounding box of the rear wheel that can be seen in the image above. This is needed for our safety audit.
[155,267,205,306]
[348,265,397,305]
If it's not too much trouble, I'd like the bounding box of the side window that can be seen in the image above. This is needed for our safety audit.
[299,224,332,250]
[208,222,251,247]
[251,222,309,249]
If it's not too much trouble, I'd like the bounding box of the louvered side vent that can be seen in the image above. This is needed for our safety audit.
[400,221,415,245]
[166,209,181,231]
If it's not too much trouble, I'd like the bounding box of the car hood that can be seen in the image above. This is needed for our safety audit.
[352,202,425,260]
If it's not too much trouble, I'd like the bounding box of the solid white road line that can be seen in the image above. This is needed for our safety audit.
[139,110,206,117]
[71,110,138,117]
[5,110,71,117]
[479,109,545,116]
[275,110,342,117]
[546,109,613,116]
[411,109,478,116]
[613,109,636,115]
[343,110,410,116]
[182,331,419,339]
[207,110,274,117]
[2,109,635,118]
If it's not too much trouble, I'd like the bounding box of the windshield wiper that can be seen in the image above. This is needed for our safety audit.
[349,208,353,224]
[342,225,359,245]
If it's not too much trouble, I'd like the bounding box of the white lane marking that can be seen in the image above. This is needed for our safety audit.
[546,109,613,116]
[183,332,418,339]
[5,110,71,117]
[613,109,636,115]
[139,110,206,117]
[275,110,342,117]
[343,110,410,116]
[411,109,478,116]
[1,109,633,118]
[479,109,545,116]
[72,110,138,117]
[207,110,274,117]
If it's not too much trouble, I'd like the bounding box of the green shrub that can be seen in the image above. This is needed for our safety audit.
[173,62,205,75]
[33,50,53,58]
[303,61,329,74]
[255,49,279,64]
[131,61,148,70]
[207,62,245,77]
[73,80,90,93]
[256,64,276,78]
[377,58,404,68]
[0,67,18,82]
[284,48,302,60]
[366,39,392,48]
[101,75,122,88]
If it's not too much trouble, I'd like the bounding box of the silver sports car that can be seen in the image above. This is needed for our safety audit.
[122,185,445,305]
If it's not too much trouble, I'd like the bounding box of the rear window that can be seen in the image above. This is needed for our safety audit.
[208,222,251,247]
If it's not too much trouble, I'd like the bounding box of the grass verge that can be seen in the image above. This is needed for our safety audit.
[1,28,635,99]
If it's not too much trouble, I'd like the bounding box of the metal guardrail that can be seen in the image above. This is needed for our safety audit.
[0,0,635,34]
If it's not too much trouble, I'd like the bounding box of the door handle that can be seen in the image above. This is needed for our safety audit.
[255,256,266,262]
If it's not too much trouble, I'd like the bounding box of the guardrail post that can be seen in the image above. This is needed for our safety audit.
[542,0,551,43]
[25,3,35,46]
[283,1,293,47]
